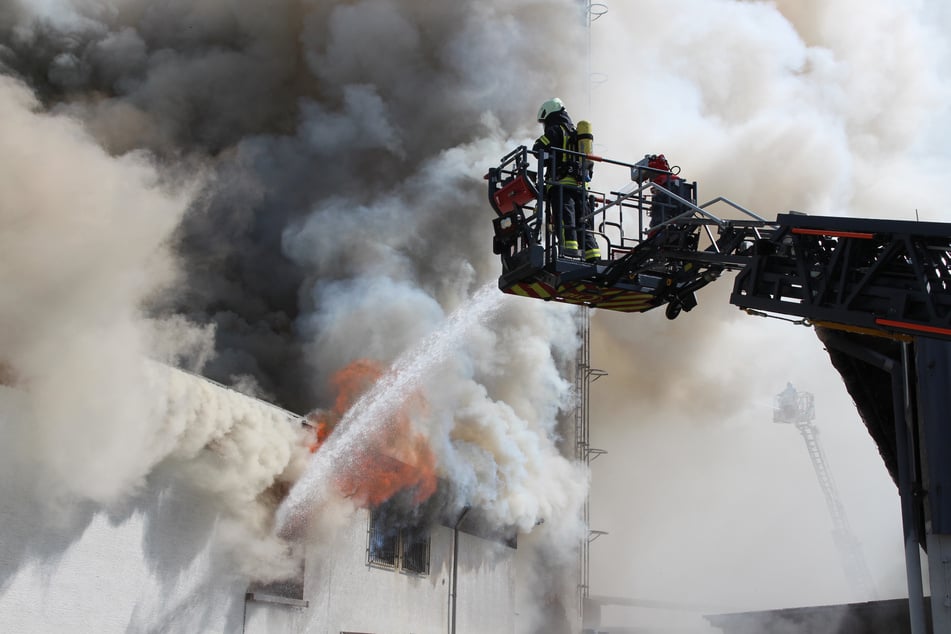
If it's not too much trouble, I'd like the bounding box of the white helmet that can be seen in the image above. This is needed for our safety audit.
[537,97,565,122]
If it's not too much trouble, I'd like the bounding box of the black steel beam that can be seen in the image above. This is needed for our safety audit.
[731,215,951,341]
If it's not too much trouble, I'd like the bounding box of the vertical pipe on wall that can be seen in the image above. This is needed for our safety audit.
[449,507,470,634]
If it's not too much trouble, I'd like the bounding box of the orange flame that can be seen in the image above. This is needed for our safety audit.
[306,359,437,509]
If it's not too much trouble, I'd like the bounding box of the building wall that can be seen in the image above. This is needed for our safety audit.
[0,496,248,634]
[0,379,520,634]
[245,510,517,634]
[455,532,517,633]
[0,497,517,634]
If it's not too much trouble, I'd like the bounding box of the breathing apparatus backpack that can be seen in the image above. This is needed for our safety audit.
[577,120,594,182]
[556,120,594,182]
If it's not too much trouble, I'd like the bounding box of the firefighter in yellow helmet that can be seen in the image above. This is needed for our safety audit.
[532,98,600,262]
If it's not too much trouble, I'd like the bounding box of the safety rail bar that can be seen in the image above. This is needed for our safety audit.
[547,145,771,229]
[488,144,777,268]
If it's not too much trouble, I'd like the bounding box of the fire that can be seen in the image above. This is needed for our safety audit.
[306,359,437,509]
[305,358,382,453]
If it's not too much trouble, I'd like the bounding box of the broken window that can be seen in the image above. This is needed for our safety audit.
[246,558,307,607]
[368,514,399,567]
[367,507,430,574]
[400,526,430,574]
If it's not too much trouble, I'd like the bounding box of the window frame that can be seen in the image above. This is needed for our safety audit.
[367,509,431,575]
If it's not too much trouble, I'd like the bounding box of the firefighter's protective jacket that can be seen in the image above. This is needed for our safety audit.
[533,110,583,187]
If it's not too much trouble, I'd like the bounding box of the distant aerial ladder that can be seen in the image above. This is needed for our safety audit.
[773,383,877,599]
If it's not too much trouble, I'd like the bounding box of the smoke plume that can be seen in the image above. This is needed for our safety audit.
[583,0,951,626]
[0,0,591,625]
[10,0,947,629]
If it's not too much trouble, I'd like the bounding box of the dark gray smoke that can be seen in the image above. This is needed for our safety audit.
[1,0,582,406]
[0,0,591,628]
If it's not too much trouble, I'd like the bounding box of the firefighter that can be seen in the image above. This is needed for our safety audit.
[533,98,600,262]
[643,154,692,229]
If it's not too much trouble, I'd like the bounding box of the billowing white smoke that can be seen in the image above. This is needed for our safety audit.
[0,0,592,620]
[155,364,310,580]
[0,65,313,585]
[10,0,950,629]
[581,0,951,451]
[589,0,951,222]
[580,0,951,619]
[0,73,198,503]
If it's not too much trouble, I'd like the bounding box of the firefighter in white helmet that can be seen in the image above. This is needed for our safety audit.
[532,98,600,262]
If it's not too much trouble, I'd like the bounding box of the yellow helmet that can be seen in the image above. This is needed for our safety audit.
[537,97,565,122]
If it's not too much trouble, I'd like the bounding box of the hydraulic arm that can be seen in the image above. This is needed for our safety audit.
[731,213,951,342]
[486,145,951,341]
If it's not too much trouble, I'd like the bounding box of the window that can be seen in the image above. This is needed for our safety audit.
[368,518,399,567]
[368,509,430,574]
[246,558,307,607]
[400,526,430,574]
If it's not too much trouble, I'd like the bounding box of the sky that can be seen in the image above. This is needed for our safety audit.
[1,0,951,632]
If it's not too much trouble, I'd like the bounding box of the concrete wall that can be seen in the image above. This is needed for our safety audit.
[0,492,248,633]
[455,532,517,634]
[0,379,520,634]
[0,497,516,634]
[246,510,517,634]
